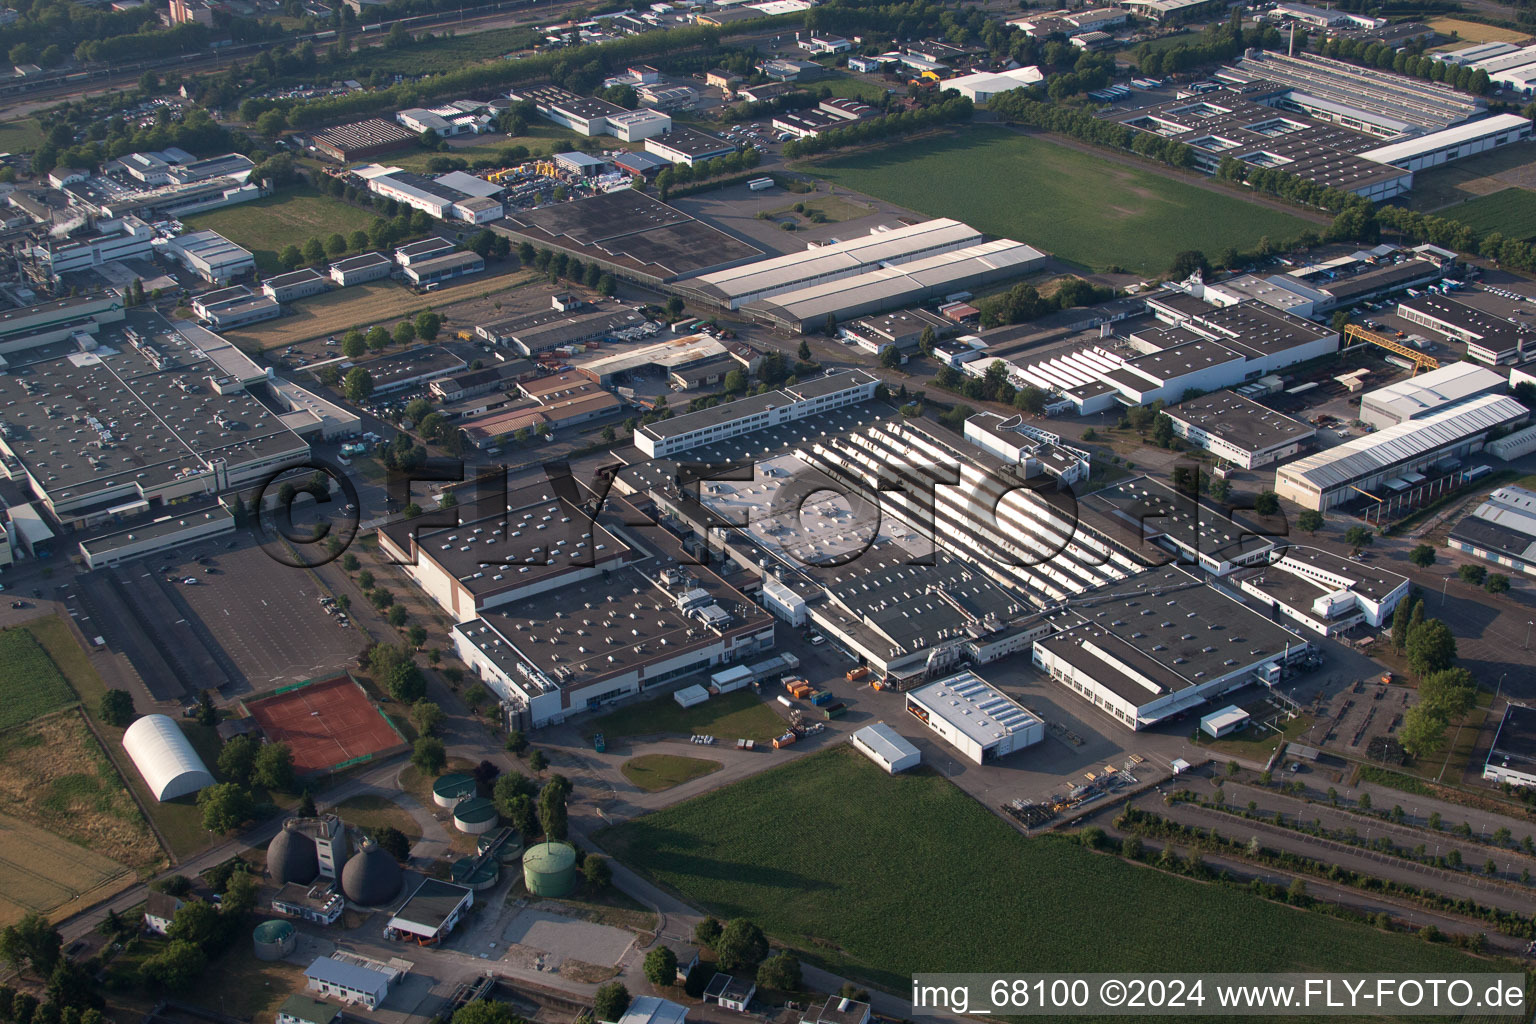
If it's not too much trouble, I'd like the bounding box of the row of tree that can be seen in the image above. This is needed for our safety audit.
[781,96,973,160]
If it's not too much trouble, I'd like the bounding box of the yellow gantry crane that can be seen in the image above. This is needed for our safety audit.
[1343,323,1440,375]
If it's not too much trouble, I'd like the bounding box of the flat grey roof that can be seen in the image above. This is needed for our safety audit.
[1166,389,1315,454]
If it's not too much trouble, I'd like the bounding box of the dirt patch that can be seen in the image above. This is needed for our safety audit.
[560,960,619,983]
[0,710,162,870]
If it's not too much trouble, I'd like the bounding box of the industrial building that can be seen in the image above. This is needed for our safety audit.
[1274,393,1529,511]
[633,370,879,457]
[686,219,984,310]
[384,878,474,945]
[904,671,1044,764]
[478,305,648,354]
[122,714,215,800]
[1032,566,1310,730]
[1164,390,1316,469]
[453,556,774,729]
[0,293,125,353]
[402,251,485,287]
[1200,705,1250,738]
[395,237,457,266]
[1449,485,1536,577]
[192,285,281,330]
[304,956,399,1010]
[261,268,331,303]
[167,230,254,284]
[962,413,1091,486]
[643,125,738,166]
[842,308,951,355]
[1485,703,1536,787]
[939,66,1043,103]
[1233,545,1409,636]
[1396,294,1532,365]
[509,85,631,136]
[363,345,468,393]
[1082,476,1275,576]
[576,334,727,387]
[850,722,921,773]
[330,252,394,286]
[1359,361,1508,428]
[1356,113,1533,173]
[311,118,421,162]
[361,168,504,225]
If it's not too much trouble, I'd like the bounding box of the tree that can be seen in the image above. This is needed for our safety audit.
[1406,619,1457,677]
[140,941,204,992]
[394,321,416,347]
[1409,544,1437,568]
[880,345,901,369]
[1168,250,1209,280]
[694,916,722,949]
[1418,667,1477,721]
[303,238,327,266]
[452,1003,522,1024]
[387,604,408,628]
[1458,563,1486,585]
[410,700,443,737]
[414,311,442,341]
[1015,385,1047,415]
[411,737,446,775]
[46,958,100,1011]
[197,783,253,833]
[326,233,348,256]
[643,946,678,987]
[529,749,548,771]
[196,689,217,727]
[594,982,630,1023]
[1253,491,1280,515]
[374,826,411,862]
[98,689,135,727]
[167,900,222,948]
[217,734,259,785]
[221,869,259,919]
[0,913,61,977]
[797,339,811,361]
[583,853,611,888]
[253,741,295,792]
[298,789,317,817]
[278,244,303,271]
[538,781,568,840]
[757,953,801,992]
[341,329,367,359]
[1345,525,1373,549]
[344,367,374,403]
[1391,598,1412,650]
[366,325,390,351]
[493,771,537,816]
[1297,509,1324,534]
[505,729,528,755]
[716,918,768,972]
[1486,573,1511,595]
[723,368,747,393]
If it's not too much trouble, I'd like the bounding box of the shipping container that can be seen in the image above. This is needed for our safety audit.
[846,666,869,682]
[823,703,846,719]
[810,690,833,706]
[789,683,813,699]
[773,732,797,748]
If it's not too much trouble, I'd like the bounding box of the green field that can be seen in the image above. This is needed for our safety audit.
[802,125,1318,275]
[592,689,786,745]
[0,627,79,732]
[1438,188,1536,240]
[601,747,1491,993]
[0,118,43,154]
[621,754,721,792]
[184,188,379,272]
[818,73,893,103]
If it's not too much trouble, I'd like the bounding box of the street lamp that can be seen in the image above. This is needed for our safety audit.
[1526,620,1533,650]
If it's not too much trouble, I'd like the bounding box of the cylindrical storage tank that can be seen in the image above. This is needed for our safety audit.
[483,830,524,864]
[452,796,498,835]
[450,856,501,891]
[252,919,296,961]
[432,772,477,808]
[522,841,577,897]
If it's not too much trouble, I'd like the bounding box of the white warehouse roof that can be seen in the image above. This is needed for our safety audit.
[1361,360,1507,419]
[1358,114,1533,167]
[122,713,215,801]
[850,723,921,771]
[908,671,1042,748]
[1279,393,1528,491]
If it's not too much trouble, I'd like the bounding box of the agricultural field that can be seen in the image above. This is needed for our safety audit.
[801,125,1318,275]
[0,626,78,732]
[0,709,163,924]
[223,266,534,350]
[591,689,787,746]
[1427,18,1533,46]
[601,747,1491,993]
[1436,188,1536,240]
[621,754,721,792]
[184,188,379,272]
[1406,143,1536,213]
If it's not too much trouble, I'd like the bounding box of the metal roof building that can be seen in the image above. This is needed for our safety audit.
[904,671,1044,765]
[1275,393,1529,510]
[122,714,215,801]
[1359,361,1507,428]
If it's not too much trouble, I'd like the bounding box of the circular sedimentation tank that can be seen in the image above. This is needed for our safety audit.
[252,919,296,961]
[481,829,524,864]
[432,772,477,808]
[452,796,499,835]
[450,856,501,890]
[522,841,577,897]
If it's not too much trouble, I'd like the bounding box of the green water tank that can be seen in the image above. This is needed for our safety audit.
[522,841,577,897]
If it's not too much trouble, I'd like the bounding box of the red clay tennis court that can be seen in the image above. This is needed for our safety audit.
[243,675,406,775]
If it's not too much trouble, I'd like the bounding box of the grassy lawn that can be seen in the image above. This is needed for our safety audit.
[0,626,78,731]
[620,754,721,792]
[0,118,43,153]
[590,689,787,745]
[224,267,534,350]
[818,73,893,103]
[184,188,380,273]
[601,747,1492,992]
[801,125,1317,275]
[1192,706,1311,760]
[1435,188,1536,240]
[767,193,874,224]
[332,793,423,843]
